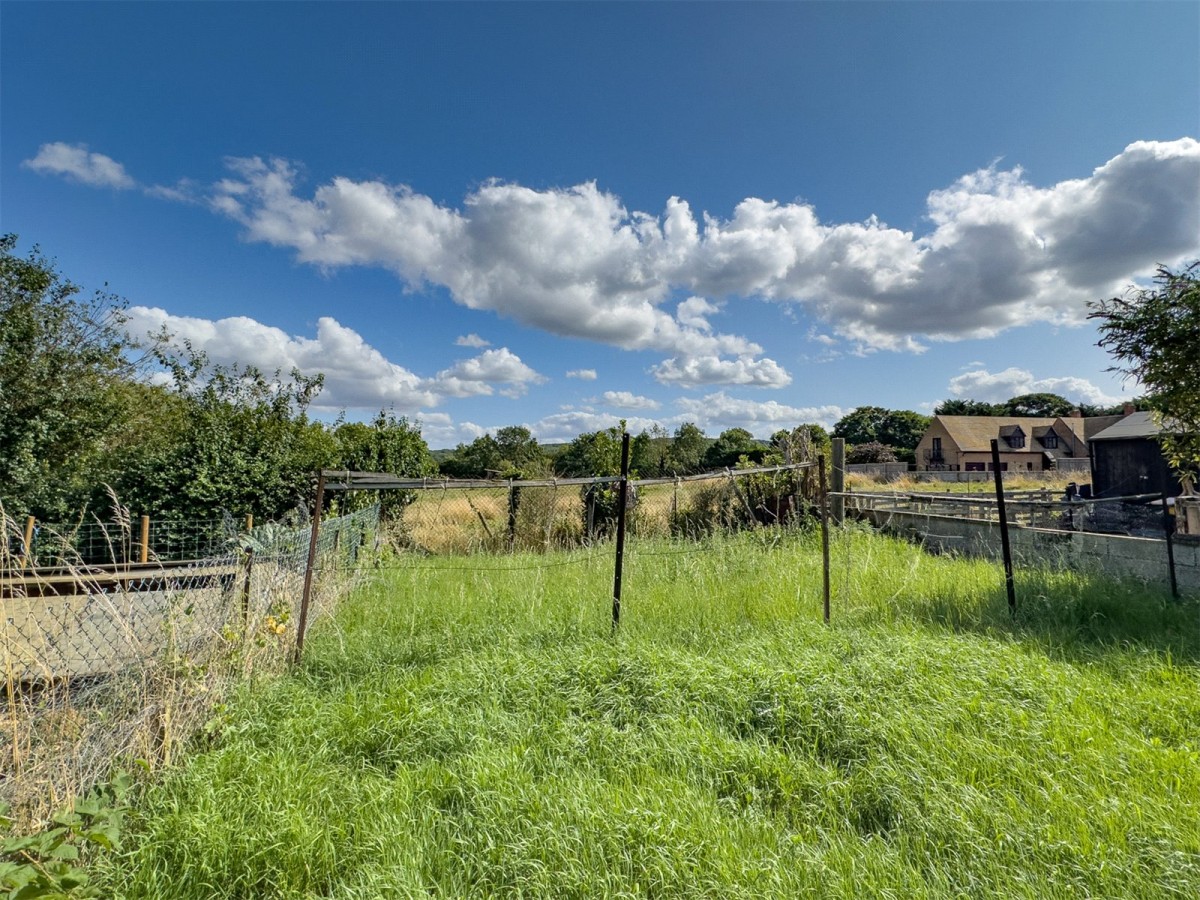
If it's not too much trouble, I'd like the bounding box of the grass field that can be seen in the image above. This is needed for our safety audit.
[100,526,1199,898]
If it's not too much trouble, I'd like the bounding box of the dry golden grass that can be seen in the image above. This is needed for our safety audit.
[848,472,1078,495]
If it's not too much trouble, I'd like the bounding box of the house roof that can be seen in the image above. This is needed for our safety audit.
[933,416,1087,452]
[1083,414,1125,440]
[1088,410,1161,442]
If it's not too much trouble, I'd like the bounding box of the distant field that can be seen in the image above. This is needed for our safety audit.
[849,472,1078,495]
[103,527,1199,898]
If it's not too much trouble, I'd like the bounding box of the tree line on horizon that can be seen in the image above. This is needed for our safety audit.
[4,235,1191,525]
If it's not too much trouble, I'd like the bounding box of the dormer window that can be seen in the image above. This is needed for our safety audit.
[1000,424,1026,449]
[1043,434,1058,449]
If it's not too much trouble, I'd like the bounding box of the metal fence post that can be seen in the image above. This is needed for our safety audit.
[241,547,255,630]
[1162,489,1179,600]
[991,440,1017,615]
[612,433,631,630]
[508,482,520,551]
[831,438,845,525]
[819,455,831,624]
[294,470,326,665]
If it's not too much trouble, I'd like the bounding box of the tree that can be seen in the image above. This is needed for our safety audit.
[1077,400,1139,418]
[1001,392,1074,418]
[832,406,889,445]
[846,441,898,464]
[702,427,764,469]
[555,425,625,477]
[771,424,831,462]
[0,235,146,518]
[335,411,436,516]
[494,425,545,475]
[877,410,931,450]
[833,407,929,451]
[440,434,502,478]
[441,426,546,478]
[762,424,830,508]
[933,399,1000,416]
[1089,261,1200,482]
[630,424,670,477]
[664,423,707,475]
[112,349,341,523]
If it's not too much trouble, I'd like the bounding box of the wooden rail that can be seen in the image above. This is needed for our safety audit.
[1,560,238,600]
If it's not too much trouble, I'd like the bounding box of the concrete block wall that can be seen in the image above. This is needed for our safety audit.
[860,508,1199,595]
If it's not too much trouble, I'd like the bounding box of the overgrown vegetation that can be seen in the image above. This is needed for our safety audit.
[99,528,1199,898]
[0,235,435,524]
[1,774,130,899]
[1090,260,1200,487]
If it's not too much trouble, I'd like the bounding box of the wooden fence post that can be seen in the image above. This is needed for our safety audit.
[21,516,35,569]
[139,515,150,564]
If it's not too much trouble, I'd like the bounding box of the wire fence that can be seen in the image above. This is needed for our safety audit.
[1,504,380,825]
[840,488,1199,599]
[373,463,820,557]
[14,515,250,568]
[841,489,1196,539]
[1,460,825,825]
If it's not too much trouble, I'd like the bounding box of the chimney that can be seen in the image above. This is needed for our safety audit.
[1123,403,1135,417]
[1069,409,1082,418]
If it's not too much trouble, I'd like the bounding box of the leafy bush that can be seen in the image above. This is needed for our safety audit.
[1,773,130,899]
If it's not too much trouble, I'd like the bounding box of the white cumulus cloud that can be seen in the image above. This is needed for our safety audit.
[205,159,788,383]
[947,367,1123,406]
[24,142,135,189]
[124,307,544,411]
[205,139,1196,355]
[599,391,661,411]
[434,348,546,399]
[651,355,792,388]
[43,137,1200,360]
[455,333,491,348]
[673,393,845,435]
[529,411,662,443]
[566,369,598,380]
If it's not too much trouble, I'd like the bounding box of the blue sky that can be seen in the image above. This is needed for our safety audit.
[3,1,1198,447]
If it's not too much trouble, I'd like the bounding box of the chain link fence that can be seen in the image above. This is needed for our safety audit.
[1,504,380,825]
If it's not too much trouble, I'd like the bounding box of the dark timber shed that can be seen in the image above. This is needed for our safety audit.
[1088,411,1181,498]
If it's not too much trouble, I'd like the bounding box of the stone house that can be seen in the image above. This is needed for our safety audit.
[914,413,1124,473]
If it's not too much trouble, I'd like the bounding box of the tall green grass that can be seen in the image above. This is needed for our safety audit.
[103,526,1199,898]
